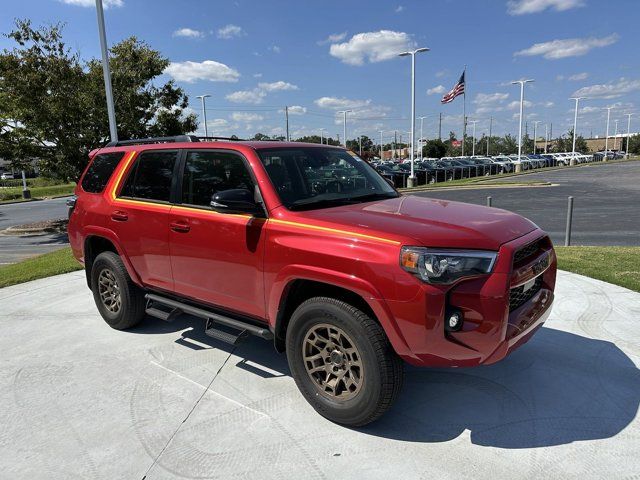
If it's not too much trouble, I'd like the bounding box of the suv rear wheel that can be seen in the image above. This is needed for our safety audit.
[286,297,403,426]
[91,251,145,330]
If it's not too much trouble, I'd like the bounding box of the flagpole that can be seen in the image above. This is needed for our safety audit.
[462,65,467,157]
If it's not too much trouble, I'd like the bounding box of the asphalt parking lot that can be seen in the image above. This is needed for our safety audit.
[412,160,640,246]
[0,197,69,264]
[0,270,638,479]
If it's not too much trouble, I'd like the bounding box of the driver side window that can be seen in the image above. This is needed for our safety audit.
[181,151,254,208]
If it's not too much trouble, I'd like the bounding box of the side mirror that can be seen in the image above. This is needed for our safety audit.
[211,189,261,215]
[384,177,395,187]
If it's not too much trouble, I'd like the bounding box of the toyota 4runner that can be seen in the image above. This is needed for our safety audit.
[68,135,557,426]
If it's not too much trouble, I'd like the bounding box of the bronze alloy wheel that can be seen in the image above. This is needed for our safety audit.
[302,323,363,400]
[97,268,121,314]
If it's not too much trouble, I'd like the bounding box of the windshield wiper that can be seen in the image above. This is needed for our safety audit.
[345,192,398,202]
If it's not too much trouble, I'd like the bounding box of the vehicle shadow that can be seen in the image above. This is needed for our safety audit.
[132,317,639,449]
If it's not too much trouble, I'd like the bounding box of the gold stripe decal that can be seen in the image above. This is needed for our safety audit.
[270,219,400,245]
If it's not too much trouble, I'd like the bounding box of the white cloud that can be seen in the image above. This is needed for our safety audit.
[329,30,415,66]
[217,24,245,39]
[514,34,619,59]
[314,97,371,109]
[285,105,307,115]
[435,70,448,78]
[474,92,510,105]
[60,0,123,7]
[507,0,585,15]
[572,78,640,99]
[164,60,240,83]
[253,73,263,78]
[225,89,266,104]
[507,100,534,110]
[543,101,555,107]
[427,85,446,95]
[568,72,589,81]
[172,28,205,39]
[230,112,264,122]
[258,81,298,92]
[395,5,404,12]
[269,45,281,53]
[317,32,347,45]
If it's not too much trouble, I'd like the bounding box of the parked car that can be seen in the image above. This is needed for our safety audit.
[68,135,557,426]
[1,172,15,180]
[490,155,516,173]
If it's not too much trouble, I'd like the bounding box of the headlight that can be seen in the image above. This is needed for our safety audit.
[400,247,497,284]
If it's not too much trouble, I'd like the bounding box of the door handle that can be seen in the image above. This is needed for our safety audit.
[111,210,128,222]
[170,221,191,233]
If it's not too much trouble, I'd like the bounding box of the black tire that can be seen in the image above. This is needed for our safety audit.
[91,251,145,330]
[286,297,403,426]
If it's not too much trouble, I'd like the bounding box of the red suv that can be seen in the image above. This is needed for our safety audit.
[68,135,556,426]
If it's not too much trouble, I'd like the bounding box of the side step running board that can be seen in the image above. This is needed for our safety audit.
[145,293,273,342]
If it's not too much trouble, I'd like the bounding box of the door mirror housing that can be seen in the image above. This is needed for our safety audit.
[210,189,262,215]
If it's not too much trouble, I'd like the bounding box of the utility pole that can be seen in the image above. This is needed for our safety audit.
[285,106,290,141]
[95,0,117,142]
[319,128,325,145]
[394,130,398,160]
[438,112,442,140]
[545,124,548,153]
[532,120,541,154]
[614,119,619,150]
[625,113,633,158]
[604,107,612,161]
[337,110,352,148]
[196,95,211,137]
[487,116,493,156]
[379,130,384,160]
[418,116,427,160]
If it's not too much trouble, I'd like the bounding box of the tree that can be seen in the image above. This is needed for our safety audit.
[0,20,197,180]
[422,139,446,158]
[626,134,640,154]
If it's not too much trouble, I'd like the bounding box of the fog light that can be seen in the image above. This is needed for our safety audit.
[445,310,463,332]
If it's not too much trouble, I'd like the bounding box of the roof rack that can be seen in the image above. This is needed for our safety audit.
[105,135,200,147]
[196,136,247,142]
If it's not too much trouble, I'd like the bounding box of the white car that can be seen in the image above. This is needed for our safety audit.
[1,172,15,180]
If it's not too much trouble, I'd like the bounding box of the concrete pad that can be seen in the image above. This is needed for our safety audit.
[0,270,638,479]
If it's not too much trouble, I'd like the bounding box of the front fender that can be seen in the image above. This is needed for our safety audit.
[269,264,415,360]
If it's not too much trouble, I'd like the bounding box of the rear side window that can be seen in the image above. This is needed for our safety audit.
[81,152,125,193]
[119,151,178,202]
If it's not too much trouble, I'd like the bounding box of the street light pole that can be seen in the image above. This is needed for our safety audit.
[614,119,619,151]
[95,0,117,142]
[196,94,211,137]
[532,120,541,155]
[545,124,548,153]
[570,97,584,165]
[487,116,493,156]
[399,47,430,187]
[469,120,477,156]
[379,130,384,160]
[319,128,325,145]
[604,107,612,162]
[511,79,534,172]
[625,113,633,158]
[337,110,352,148]
[418,116,427,161]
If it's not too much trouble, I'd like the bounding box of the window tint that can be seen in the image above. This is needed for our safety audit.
[119,151,177,202]
[181,151,254,207]
[81,152,124,193]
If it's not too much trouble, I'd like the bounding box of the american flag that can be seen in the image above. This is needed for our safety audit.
[441,71,465,104]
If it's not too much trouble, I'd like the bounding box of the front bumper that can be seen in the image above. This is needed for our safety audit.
[387,229,557,367]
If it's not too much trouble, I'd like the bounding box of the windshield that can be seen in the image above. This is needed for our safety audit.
[257,147,398,210]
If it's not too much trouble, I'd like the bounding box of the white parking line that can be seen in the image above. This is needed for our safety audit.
[149,360,268,418]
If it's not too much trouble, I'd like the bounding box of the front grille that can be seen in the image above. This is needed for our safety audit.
[513,239,543,265]
[509,276,543,311]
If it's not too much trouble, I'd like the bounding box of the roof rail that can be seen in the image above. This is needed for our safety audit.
[196,136,246,142]
[105,135,200,147]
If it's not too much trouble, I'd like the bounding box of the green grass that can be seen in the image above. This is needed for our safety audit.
[0,247,82,288]
[555,246,640,293]
[0,183,76,202]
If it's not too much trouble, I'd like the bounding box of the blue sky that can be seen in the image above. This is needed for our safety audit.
[2,0,638,142]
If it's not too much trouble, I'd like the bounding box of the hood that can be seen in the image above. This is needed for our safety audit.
[299,195,538,250]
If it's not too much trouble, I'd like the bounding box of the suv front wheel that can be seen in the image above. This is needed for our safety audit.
[286,297,403,426]
[91,251,146,330]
